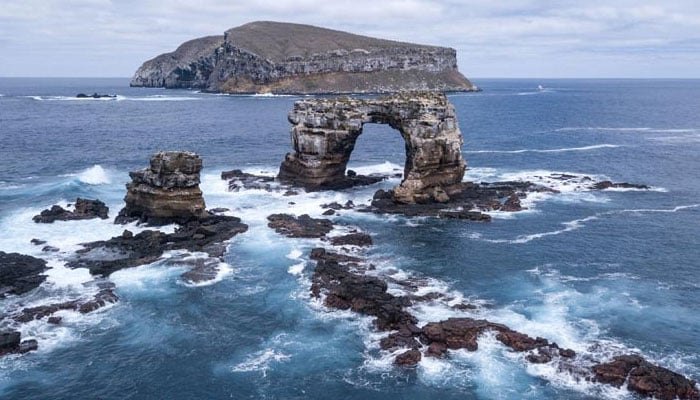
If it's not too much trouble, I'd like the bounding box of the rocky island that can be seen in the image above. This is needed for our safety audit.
[130,21,477,94]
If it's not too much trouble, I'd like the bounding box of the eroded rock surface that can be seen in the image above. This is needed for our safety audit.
[33,198,109,223]
[278,92,466,204]
[115,151,207,225]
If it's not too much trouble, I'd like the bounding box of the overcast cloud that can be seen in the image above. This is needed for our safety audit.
[1,0,699,78]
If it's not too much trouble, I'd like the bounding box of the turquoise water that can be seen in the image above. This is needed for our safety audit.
[0,78,699,399]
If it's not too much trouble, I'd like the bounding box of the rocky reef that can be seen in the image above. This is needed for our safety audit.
[116,151,207,225]
[130,21,477,94]
[270,214,698,400]
[278,92,466,204]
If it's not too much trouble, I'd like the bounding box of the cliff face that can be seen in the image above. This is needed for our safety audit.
[130,21,477,94]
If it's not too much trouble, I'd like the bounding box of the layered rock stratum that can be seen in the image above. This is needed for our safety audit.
[130,21,477,94]
[115,151,207,225]
[278,92,466,203]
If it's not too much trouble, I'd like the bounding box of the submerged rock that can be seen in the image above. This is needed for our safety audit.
[33,198,109,223]
[13,283,119,322]
[115,151,207,225]
[329,233,372,247]
[0,251,48,297]
[267,214,334,238]
[76,93,116,99]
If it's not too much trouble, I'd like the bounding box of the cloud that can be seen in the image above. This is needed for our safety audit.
[0,0,698,77]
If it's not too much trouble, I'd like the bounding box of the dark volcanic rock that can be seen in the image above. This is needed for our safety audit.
[303,226,696,396]
[267,214,334,238]
[329,233,372,247]
[76,93,116,99]
[593,180,651,190]
[69,215,247,276]
[33,198,109,223]
[116,151,207,225]
[14,283,119,323]
[0,330,37,356]
[0,251,48,297]
[310,248,416,331]
[221,169,276,191]
[593,355,699,400]
[179,258,222,284]
[130,21,477,94]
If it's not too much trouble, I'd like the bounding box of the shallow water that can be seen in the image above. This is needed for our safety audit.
[1,78,699,399]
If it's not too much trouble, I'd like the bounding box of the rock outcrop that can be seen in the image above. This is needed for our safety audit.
[278,92,466,204]
[115,151,207,225]
[70,215,248,277]
[131,21,477,94]
[0,251,48,297]
[33,198,109,223]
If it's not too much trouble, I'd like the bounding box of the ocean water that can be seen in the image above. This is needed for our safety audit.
[0,77,699,399]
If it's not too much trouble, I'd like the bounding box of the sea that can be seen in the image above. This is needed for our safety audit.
[0,77,698,399]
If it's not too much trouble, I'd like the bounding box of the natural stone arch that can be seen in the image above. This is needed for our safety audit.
[277,92,466,204]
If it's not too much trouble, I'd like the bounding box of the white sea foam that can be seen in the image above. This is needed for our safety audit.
[119,95,201,102]
[231,349,291,376]
[76,164,112,185]
[471,204,700,244]
[465,144,621,154]
[110,258,187,295]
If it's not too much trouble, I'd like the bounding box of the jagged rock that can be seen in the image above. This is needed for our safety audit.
[115,151,207,225]
[278,92,466,204]
[321,201,355,210]
[130,21,477,94]
[69,215,247,276]
[0,331,20,353]
[593,355,699,400]
[0,251,48,297]
[0,330,38,357]
[33,198,109,223]
[310,248,416,331]
[267,214,334,238]
[329,233,372,247]
[221,169,276,191]
[30,239,46,245]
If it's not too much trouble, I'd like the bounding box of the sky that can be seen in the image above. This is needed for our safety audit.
[1,0,699,78]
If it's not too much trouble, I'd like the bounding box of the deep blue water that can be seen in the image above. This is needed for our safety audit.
[0,78,699,399]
